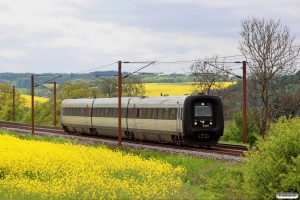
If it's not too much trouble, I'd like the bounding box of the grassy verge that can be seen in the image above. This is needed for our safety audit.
[0,129,243,199]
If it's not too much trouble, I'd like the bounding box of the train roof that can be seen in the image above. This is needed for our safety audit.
[61,96,190,108]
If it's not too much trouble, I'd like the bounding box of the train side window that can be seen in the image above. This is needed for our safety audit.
[92,108,96,117]
[99,108,104,117]
[137,108,141,118]
[104,108,109,117]
[169,108,177,120]
[157,108,164,119]
[146,108,152,119]
[113,108,118,118]
[96,108,100,117]
[152,108,158,119]
[140,108,147,119]
[122,108,127,118]
[163,108,170,119]
[130,108,140,118]
[108,108,113,117]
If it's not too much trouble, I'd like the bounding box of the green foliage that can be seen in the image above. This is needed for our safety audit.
[57,81,98,99]
[99,76,146,97]
[222,109,260,145]
[240,116,300,199]
[98,77,118,97]
[122,76,145,97]
[0,83,26,121]
[20,101,61,126]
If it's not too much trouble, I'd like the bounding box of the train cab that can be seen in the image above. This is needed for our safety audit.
[182,95,224,147]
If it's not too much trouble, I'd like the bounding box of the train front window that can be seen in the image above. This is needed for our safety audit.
[194,103,213,128]
[195,103,212,116]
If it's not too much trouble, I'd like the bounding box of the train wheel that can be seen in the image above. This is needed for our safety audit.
[173,136,181,146]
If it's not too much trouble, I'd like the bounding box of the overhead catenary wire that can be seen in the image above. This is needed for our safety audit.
[76,62,118,74]
[34,75,62,88]
[122,61,156,79]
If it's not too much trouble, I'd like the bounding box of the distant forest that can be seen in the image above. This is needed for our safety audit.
[1,70,300,89]
[0,71,195,88]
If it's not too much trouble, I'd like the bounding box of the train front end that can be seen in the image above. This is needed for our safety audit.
[182,95,224,147]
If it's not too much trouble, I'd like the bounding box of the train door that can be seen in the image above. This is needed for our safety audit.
[177,107,183,132]
[84,105,90,126]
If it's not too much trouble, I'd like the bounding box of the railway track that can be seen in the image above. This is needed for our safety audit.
[0,120,247,160]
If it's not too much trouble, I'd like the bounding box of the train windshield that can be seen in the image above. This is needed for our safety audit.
[195,103,212,116]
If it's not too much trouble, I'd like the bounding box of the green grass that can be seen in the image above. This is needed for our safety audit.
[0,129,244,199]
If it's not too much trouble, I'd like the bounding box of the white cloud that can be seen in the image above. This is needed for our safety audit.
[0,49,28,58]
[0,0,298,73]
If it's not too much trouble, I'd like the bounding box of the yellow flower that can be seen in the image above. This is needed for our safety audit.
[0,134,186,199]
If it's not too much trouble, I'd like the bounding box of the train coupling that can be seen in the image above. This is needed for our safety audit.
[199,134,209,139]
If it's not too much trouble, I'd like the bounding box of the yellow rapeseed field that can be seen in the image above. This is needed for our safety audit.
[0,134,186,199]
[21,95,49,107]
[144,82,236,96]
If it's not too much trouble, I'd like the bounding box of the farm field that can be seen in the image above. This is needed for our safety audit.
[0,133,184,199]
[21,95,49,107]
[0,130,243,199]
[144,82,237,96]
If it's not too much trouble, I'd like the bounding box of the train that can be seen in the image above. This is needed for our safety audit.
[60,94,224,148]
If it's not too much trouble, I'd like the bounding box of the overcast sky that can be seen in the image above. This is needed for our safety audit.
[0,0,299,76]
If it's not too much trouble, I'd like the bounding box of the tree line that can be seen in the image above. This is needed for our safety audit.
[0,71,194,88]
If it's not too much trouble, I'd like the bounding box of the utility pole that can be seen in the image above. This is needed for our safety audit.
[12,86,15,121]
[54,82,57,126]
[31,74,34,134]
[118,61,122,146]
[242,61,247,144]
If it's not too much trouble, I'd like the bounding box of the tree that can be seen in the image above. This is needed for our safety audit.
[0,83,26,121]
[122,75,146,97]
[98,76,145,97]
[98,78,118,97]
[239,17,300,137]
[190,55,231,95]
[57,81,95,100]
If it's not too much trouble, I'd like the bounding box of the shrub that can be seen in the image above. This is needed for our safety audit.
[239,116,300,199]
[222,110,259,145]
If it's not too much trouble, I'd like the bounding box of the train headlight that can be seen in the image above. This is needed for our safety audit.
[194,121,197,125]
[209,122,212,125]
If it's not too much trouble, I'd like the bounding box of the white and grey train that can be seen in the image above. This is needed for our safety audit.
[61,95,224,147]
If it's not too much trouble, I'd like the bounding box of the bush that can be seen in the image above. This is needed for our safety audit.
[222,110,259,145]
[239,116,300,199]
